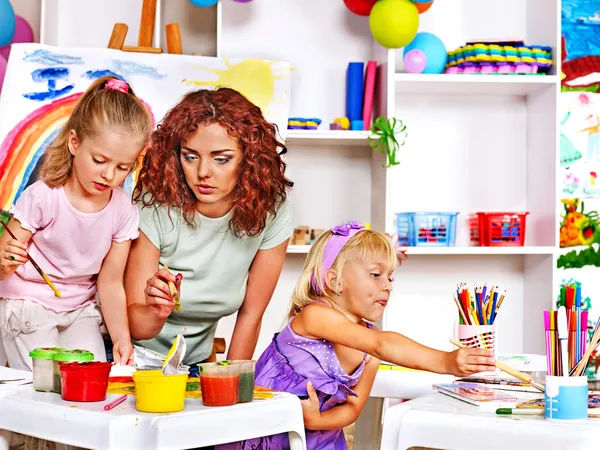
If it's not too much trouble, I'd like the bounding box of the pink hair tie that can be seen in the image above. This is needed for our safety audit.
[104,79,130,94]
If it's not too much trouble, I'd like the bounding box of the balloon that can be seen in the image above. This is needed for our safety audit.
[189,0,219,7]
[404,32,448,74]
[0,56,7,93]
[344,0,377,16]
[0,15,34,60]
[404,49,427,73]
[413,1,433,13]
[0,0,16,47]
[369,0,419,49]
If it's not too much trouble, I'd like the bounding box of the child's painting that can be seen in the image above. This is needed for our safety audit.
[0,43,291,213]
[562,0,600,91]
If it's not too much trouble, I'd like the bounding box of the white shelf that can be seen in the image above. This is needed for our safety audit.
[403,246,556,256]
[288,245,555,256]
[284,130,373,146]
[394,74,559,96]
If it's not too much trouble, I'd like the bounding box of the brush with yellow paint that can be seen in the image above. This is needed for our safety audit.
[162,264,181,311]
[0,220,61,298]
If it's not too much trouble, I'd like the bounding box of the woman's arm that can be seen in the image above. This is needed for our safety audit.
[125,231,176,341]
[302,356,380,431]
[97,240,133,364]
[227,239,288,360]
[0,218,32,280]
[293,304,495,376]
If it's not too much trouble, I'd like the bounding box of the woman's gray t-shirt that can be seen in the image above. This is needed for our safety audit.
[133,199,293,364]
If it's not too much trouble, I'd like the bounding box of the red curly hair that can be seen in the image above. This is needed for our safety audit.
[134,87,293,237]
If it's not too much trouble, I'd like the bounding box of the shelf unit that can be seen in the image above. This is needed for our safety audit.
[39,0,561,359]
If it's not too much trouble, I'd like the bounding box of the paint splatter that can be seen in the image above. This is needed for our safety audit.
[83,70,124,81]
[107,59,166,79]
[23,49,84,66]
[23,68,74,101]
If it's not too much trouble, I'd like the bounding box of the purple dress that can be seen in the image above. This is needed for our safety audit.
[217,318,371,450]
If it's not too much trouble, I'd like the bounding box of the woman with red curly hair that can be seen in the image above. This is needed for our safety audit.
[124,87,293,371]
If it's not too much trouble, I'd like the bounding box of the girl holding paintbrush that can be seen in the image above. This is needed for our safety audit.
[0,76,152,369]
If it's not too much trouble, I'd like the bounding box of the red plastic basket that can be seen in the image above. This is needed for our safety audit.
[469,212,529,246]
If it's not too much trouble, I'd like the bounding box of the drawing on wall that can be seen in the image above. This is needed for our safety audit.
[562,1,600,91]
[0,44,292,212]
[559,198,600,248]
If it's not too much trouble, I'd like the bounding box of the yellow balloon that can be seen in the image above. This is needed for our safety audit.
[369,0,419,49]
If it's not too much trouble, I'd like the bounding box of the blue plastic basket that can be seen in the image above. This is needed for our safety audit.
[395,212,459,247]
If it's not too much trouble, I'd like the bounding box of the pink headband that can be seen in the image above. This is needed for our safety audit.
[311,221,365,295]
[105,78,130,94]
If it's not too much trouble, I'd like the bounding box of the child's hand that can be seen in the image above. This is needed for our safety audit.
[446,347,495,377]
[113,340,134,366]
[144,269,182,319]
[301,381,322,430]
[0,238,28,276]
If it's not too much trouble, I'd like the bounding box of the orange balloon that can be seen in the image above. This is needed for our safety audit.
[414,1,433,13]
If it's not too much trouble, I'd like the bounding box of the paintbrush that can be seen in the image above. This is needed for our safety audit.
[162,264,181,311]
[0,220,61,298]
[450,339,545,392]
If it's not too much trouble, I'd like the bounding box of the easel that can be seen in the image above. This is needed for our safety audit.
[105,0,226,362]
[107,0,183,55]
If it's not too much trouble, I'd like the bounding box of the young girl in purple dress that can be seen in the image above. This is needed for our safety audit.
[220,221,495,450]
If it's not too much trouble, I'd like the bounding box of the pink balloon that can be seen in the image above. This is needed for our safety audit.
[0,15,34,60]
[404,49,427,74]
[0,56,7,93]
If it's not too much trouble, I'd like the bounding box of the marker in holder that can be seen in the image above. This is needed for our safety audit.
[455,324,498,359]
[545,375,588,422]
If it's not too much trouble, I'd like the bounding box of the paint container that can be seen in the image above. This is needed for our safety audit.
[132,370,188,413]
[29,347,66,392]
[545,375,588,422]
[455,324,498,359]
[52,350,94,394]
[199,362,240,406]
[59,361,112,402]
[230,360,256,403]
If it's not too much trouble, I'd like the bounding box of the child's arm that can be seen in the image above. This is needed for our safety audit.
[294,304,495,376]
[97,240,134,365]
[302,356,380,431]
[0,218,32,280]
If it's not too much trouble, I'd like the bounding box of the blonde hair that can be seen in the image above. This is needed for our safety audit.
[40,76,153,187]
[288,229,398,318]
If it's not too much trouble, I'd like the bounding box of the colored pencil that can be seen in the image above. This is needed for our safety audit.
[0,220,61,298]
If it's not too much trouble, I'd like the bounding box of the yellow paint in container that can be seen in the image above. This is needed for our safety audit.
[132,370,188,413]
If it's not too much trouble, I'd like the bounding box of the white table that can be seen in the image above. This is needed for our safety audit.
[381,392,600,450]
[354,369,453,450]
[0,387,307,450]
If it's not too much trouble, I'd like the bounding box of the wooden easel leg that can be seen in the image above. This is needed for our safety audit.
[108,23,128,50]
[165,23,183,54]
[139,0,158,47]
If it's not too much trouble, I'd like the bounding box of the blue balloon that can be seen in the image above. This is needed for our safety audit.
[404,32,447,74]
[0,0,16,47]
[189,0,219,7]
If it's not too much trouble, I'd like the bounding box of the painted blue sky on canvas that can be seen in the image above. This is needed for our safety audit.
[563,0,600,61]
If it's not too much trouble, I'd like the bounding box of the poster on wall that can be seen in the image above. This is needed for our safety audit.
[559,0,600,378]
[0,43,292,217]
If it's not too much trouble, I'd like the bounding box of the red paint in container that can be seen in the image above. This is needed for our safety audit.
[59,361,112,402]
[199,362,240,406]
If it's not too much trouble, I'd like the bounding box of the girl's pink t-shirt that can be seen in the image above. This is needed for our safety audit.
[0,181,139,312]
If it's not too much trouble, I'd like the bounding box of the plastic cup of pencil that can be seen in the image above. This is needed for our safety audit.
[455,324,497,360]
[544,375,588,422]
